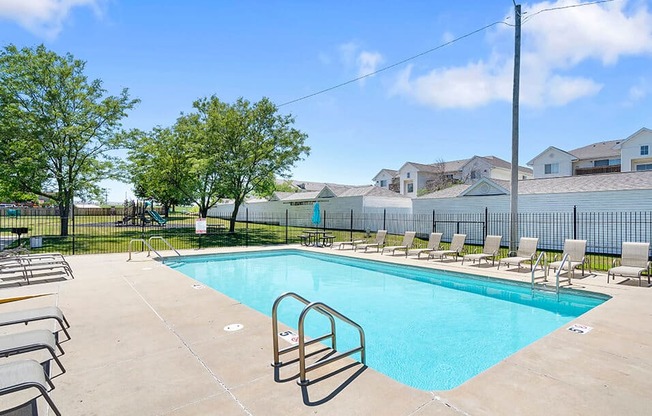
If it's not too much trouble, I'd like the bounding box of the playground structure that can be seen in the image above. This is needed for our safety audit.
[116,199,166,227]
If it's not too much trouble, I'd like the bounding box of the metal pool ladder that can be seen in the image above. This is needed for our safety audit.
[271,292,366,386]
[531,251,567,300]
[127,236,180,261]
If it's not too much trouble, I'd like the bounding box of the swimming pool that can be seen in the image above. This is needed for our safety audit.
[165,249,608,390]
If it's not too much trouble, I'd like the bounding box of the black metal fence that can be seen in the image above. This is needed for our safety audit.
[1,206,651,270]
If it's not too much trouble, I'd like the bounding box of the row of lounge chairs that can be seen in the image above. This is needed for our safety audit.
[332,231,651,286]
[0,250,74,284]
[0,304,71,415]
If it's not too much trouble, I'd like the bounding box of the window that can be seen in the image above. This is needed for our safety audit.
[593,159,609,167]
[380,180,387,187]
[544,163,559,174]
[406,172,411,179]
[641,145,649,156]
[470,170,478,179]
[636,164,652,171]
[407,183,414,193]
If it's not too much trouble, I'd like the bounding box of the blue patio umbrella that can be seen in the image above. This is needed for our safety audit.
[312,202,321,227]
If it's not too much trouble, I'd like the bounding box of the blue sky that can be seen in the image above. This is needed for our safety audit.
[1,0,651,203]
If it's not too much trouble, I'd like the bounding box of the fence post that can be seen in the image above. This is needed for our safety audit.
[432,210,436,233]
[285,209,288,244]
[484,207,488,240]
[71,203,76,255]
[323,210,326,231]
[573,205,577,240]
[246,208,249,247]
[350,209,353,240]
[383,209,386,230]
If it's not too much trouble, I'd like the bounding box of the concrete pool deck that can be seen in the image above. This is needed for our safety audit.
[1,245,651,415]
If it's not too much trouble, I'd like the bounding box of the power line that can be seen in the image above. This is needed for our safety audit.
[522,0,616,24]
[279,20,510,107]
[278,0,617,107]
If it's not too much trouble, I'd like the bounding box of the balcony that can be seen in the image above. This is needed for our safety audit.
[575,165,621,175]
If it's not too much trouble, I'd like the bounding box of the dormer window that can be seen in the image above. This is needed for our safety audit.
[641,145,649,156]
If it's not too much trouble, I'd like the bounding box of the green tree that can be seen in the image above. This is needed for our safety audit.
[199,96,309,231]
[126,127,192,217]
[126,96,308,227]
[0,44,139,235]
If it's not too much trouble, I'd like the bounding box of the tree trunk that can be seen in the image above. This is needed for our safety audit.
[59,200,70,236]
[199,207,209,218]
[229,200,242,233]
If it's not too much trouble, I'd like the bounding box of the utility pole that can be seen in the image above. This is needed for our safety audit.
[510,3,522,253]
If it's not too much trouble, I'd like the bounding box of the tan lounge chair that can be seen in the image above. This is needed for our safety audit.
[409,232,443,259]
[355,230,387,253]
[498,237,539,270]
[428,234,466,261]
[547,239,589,280]
[381,231,416,257]
[0,306,71,341]
[0,329,66,375]
[608,242,651,286]
[462,235,502,266]
[0,359,61,416]
[333,239,366,250]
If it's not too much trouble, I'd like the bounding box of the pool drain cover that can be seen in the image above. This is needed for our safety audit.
[224,324,244,332]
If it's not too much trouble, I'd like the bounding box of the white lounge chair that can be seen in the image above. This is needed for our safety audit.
[0,329,66,375]
[409,232,443,259]
[355,230,387,253]
[0,306,71,341]
[608,242,651,286]
[462,235,502,266]
[381,231,416,257]
[0,359,61,416]
[547,239,589,280]
[428,234,466,261]
[333,239,366,250]
[498,237,539,270]
[0,255,74,283]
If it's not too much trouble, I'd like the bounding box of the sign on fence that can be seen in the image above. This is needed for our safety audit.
[195,218,207,234]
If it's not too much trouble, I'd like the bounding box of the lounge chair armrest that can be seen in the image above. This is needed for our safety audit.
[507,250,517,257]
[612,258,620,267]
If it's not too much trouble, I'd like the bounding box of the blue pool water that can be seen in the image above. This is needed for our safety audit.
[166,249,608,390]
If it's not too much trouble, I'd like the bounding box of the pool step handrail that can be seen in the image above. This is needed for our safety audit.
[148,236,181,256]
[272,292,336,368]
[530,251,547,290]
[271,292,366,386]
[554,253,573,288]
[297,301,366,386]
[127,239,160,261]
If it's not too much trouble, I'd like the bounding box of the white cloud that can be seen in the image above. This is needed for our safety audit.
[0,0,104,39]
[392,0,652,109]
[338,42,384,86]
[625,77,650,105]
[356,51,383,85]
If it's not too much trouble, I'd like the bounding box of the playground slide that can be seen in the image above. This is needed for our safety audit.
[146,210,167,225]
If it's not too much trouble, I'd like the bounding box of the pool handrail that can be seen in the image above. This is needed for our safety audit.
[148,236,180,257]
[554,252,573,288]
[271,292,336,368]
[530,251,547,290]
[127,239,159,261]
[297,301,366,386]
[128,236,180,261]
